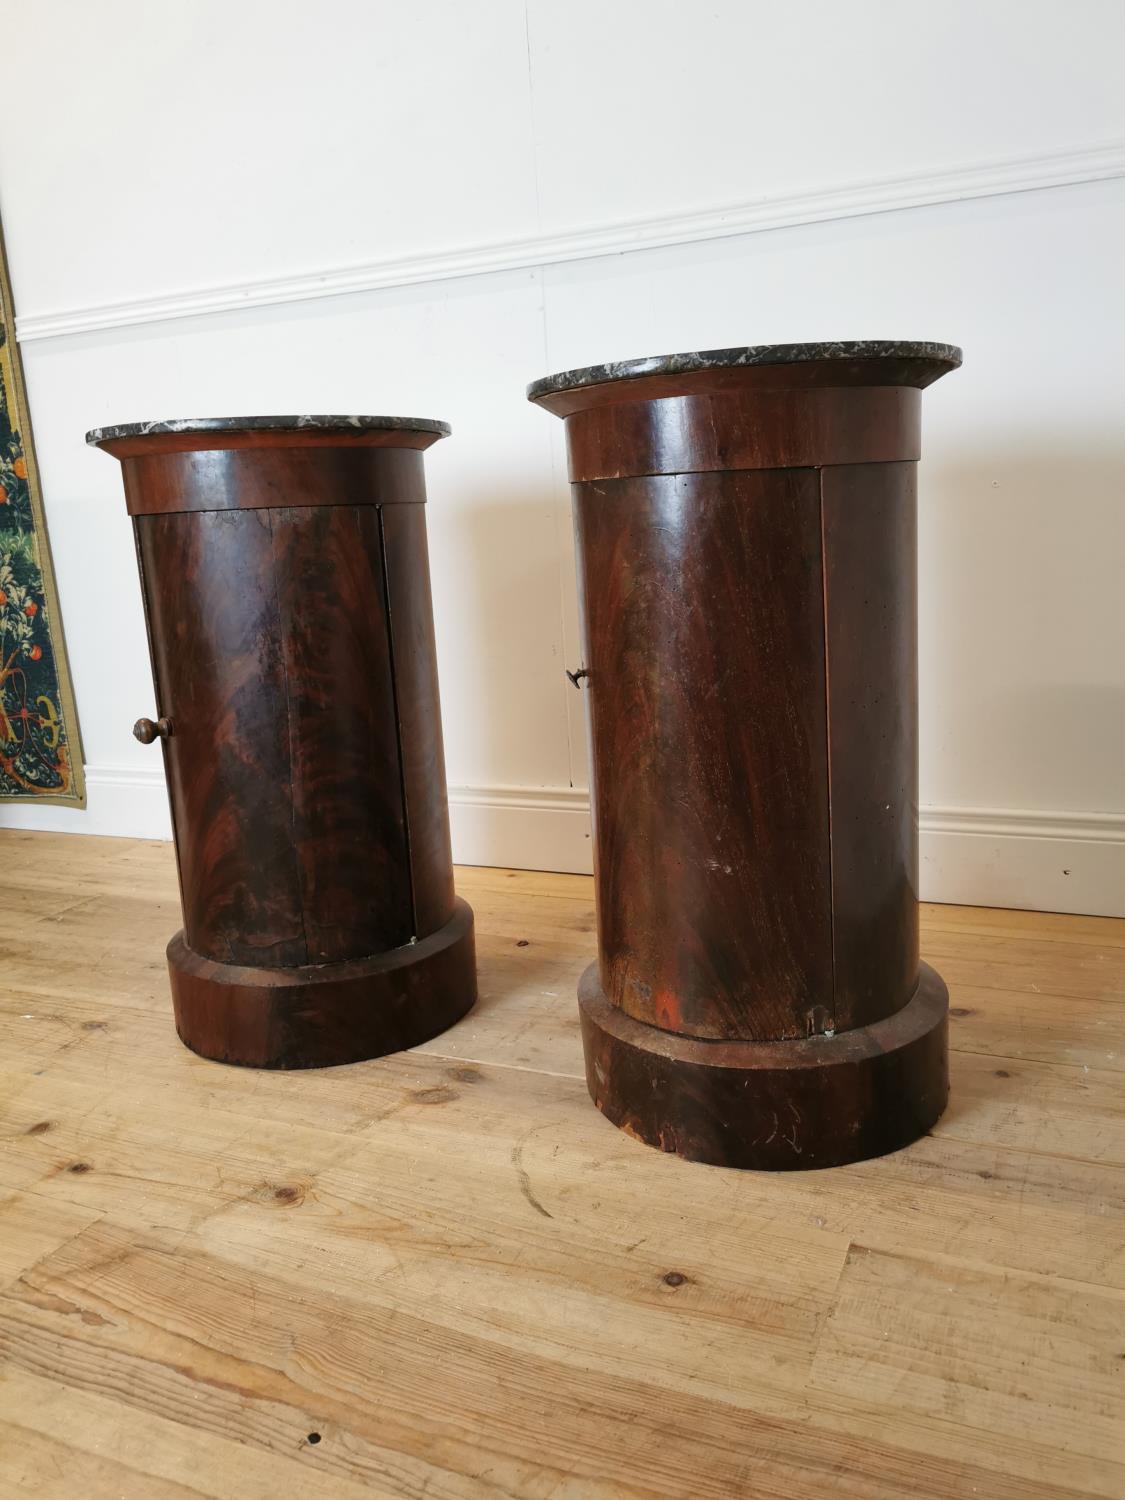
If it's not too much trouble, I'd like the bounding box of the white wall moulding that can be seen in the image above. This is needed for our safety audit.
[12,772,1119,919]
[15,141,1125,342]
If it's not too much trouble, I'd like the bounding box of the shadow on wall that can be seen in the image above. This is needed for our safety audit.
[435,486,574,796]
[919,441,1125,813]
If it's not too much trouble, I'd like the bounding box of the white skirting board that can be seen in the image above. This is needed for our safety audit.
[2,770,1122,919]
[448,787,1125,919]
[0,767,172,840]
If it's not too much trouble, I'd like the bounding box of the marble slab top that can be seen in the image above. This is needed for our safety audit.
[86,414,451,445]
[527,341,962,400]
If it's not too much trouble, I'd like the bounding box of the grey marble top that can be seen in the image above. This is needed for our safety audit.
[527,341,962,400]
[86,414,451,445]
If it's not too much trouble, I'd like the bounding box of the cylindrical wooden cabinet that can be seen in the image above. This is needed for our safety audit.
[529,342,961,1169]
[87,415,476,1068]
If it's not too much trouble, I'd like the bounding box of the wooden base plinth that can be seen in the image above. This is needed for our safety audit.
[168,898,476,1069]
[579,962,949,1170]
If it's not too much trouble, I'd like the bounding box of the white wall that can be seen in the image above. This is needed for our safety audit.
[1,0,1123,916]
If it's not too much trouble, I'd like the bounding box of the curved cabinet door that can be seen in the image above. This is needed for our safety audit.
[136,504,412,968]
[574,467,833,1043]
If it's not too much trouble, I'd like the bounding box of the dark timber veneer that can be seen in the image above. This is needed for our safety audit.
[88,415,476,1068]
[529,342,962,1169]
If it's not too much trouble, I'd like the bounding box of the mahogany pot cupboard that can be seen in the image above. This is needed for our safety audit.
[529,342,962,1169]
[88,416,476,1069]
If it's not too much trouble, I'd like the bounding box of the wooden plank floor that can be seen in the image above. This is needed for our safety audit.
[0,828,1122,1498]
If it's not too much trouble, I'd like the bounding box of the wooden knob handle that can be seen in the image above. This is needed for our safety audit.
[133,716,173,744]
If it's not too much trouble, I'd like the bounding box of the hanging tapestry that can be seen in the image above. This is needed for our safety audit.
[0,224,84,803]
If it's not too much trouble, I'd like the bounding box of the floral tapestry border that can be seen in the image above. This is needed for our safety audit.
[0,221,85,804]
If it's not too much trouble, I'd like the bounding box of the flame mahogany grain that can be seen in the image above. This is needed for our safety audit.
[91,419,475,1068]
[531,350,958,1168]
[574,467,832,1042]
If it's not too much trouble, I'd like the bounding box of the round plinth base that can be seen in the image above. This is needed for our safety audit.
[168,898,476,1068]
[579,961,948,1170]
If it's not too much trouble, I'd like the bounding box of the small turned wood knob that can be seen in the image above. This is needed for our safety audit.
[133,716,173,745]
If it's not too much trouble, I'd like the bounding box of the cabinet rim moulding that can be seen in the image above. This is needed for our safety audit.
[15,140,1125,341]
